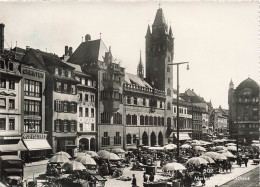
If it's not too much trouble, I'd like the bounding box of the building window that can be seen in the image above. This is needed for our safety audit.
[70,121,75,132]
[149,116,154,125]
[160,102,163,108]
[61,69,65,76]
[85,94,89,102]
[167,89,171,96]
[55,68,59,75]
[158,117,161,126]
[133,134,137,144]
[67,71,71,77]
[113,112,122,124]
[79,123,83,131]
[154,117,158,126]
[132,115,137,125]
[126,114,131,125]
[79,93,82,101]
[134,97,137,105]
[145,116,148,125]
[167,67,170,72]
[55,120,61,132]
[63,83,68,93]
[63,121,68,132]
[140,115,144,125]
[143,98,146,106]
[0,79,6,88]
[0,118,6,130]
[101,112,112,124]
[114,132,121,145]
[168,78,170,83]
[127,96,131,104]
[35,101,40,116]
[9,119,15,130]
[0,98,6,109]
[126,134,131,144]
[8,99,15,109]
[91,108,94,118]
[85,108,89,117]
[63,101,69,112]
[29,100,35,115]
[71,85,76,94]
[91,123,95,131]
[70,102,77,113]
[102,132,110,146]
[91,95,95,102]
[9,80,15,90]
[79,107,83,117]
[167,102,171,110]
[24,100,29,115]
[8,62,13,71]
[29,80,35,96]
[56,82,62,92]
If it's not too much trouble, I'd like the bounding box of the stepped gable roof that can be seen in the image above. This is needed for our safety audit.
[125,73,152,88]
[68,39,108,65]
[235,78,259,95]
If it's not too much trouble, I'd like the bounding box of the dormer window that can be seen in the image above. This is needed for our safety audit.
[61,69,65,76]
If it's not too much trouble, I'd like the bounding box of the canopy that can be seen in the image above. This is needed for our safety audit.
[0,140,27,152]
[163,163,186,171]
[23,139,51,150]
[186,157,208,166]
[170,133,191,140]
[55,151,71,159]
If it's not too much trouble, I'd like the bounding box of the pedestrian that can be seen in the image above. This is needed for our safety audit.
[132,174,137,187]
[244,157,248,167]
[149,172,154,182]
[143,172,148,182]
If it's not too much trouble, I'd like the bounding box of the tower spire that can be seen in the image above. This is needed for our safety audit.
[137,50,144,78]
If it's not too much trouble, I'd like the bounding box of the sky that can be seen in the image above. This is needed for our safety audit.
[0,1,258,109]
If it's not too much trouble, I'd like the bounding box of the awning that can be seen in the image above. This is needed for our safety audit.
[170,133,191,140]
[0,140,28,152]
[23,139,52,151]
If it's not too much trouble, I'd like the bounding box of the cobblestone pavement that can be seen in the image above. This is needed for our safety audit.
[220,167,259,187]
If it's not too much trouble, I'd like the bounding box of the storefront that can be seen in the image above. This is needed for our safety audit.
[22,133,51,163]
[0,140,27,156]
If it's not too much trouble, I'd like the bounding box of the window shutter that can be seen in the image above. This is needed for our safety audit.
[61,101,64,112]
[74,102,77,113]
[54,120,56,132]
[67,120,71,132]
[54,100,57,112]
[60,120,64,132]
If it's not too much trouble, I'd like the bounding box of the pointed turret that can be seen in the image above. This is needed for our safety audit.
[137,50,144,78]
[152,8,168,34]
[169,26,173,37]
[229,79,234,89]
[145,25,151,38]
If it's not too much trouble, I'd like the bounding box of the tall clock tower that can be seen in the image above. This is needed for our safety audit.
[145,7,174,137]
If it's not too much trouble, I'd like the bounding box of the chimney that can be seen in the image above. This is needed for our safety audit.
[0,23,5,54]
[69,47,73,56]
[65,46,69,55]
[85,34,91,42]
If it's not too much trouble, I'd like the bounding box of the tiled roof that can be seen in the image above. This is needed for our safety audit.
[235,78,259,95]
[68,39,108,64]
[125,73,152,88]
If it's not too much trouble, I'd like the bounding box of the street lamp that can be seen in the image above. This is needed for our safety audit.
[168,62,189,161]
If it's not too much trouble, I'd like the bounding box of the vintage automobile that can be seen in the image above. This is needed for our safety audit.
[0,155,24,186]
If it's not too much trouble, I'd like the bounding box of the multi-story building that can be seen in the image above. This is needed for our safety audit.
[20,64,51,158]
[124,70,166,147]
[228,78,260,144]
[22,48,79,155]
[211,106,228,137]
[0,51,23,146]
[63,59,97,151]
[170,97,192,142]
[68,36,125,151]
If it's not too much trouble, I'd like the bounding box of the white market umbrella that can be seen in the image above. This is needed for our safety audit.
[163,163,186,171]
[84,151,98,157]
[164,144,177,150]
[226,143,236,146]
[55,151,72,159]
[75,156,97,165]
[200,155,215,164]
[62,161,86,171]
[194,146,206,152]
[186,157,208,166]
[227,146,241,152]
[222,151,236,158]
[181,144,191,149]
[49,155,70,163]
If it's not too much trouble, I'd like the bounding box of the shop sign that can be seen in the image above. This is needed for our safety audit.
[22,69,44,79]
[22,133,47,139]
[24,116,41,120]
